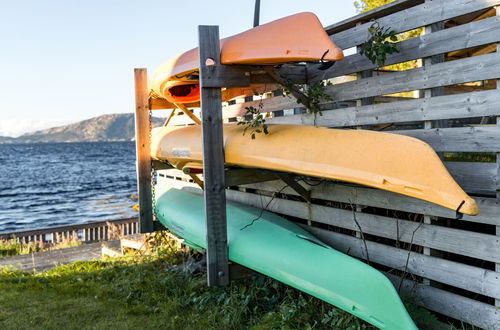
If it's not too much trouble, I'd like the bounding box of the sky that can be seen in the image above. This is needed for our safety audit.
[0,0,357,137]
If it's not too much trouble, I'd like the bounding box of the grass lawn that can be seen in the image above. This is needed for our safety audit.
[0,238,440,329]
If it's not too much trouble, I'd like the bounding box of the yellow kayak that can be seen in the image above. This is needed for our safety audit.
[148,12,344,105]
[151,124,479,216]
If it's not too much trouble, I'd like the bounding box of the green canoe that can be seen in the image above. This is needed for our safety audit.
[155,186,417,329]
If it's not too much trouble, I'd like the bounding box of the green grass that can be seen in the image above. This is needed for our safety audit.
[0,239,440,329]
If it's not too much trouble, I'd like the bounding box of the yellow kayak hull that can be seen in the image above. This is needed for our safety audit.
[149,12,344,105]
[151,124,479,216]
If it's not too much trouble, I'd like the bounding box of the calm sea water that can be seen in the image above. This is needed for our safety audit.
[0,142,138,233]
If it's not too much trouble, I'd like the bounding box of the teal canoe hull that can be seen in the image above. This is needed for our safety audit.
[155,186,417,329]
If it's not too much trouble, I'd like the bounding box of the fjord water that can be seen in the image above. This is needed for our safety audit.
[0,142,137,233]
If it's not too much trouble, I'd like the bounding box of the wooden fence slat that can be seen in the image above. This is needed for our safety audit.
[225,190,500,262]
[313,16,500,81]
[324,52,500,102]
[305,225,500,299]
[0,218,139,241]
[160,170,500,226]
[445,161,497,195]
[325,0,422,35]
[385,273,500,329]
[223,95,297,119]
[267,89,500,127]
[394,125,500,152]
[330,0,500,50]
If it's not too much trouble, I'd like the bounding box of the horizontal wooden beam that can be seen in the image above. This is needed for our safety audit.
[323,52,500,103]
[199,65,305,88]
[268,89,500,127]
[394,125,500,152]
[225,168,277,187]
[149,98,176,110]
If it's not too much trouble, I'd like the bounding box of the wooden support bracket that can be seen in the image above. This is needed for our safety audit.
[174,103,201,125]
[264,67,312,110]
[276,173,312,203]
[225,168,278,187]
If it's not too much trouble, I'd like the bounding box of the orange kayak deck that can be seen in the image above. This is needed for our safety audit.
[149,12,344,105]
[151,124,479,216]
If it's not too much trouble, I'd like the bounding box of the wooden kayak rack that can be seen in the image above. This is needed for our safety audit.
[134,1,500,326]
[134,25,309,286]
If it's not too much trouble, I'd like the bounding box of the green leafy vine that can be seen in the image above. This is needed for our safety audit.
[279,79,333,125]
[359,21,399,67]
[237,93,269,139]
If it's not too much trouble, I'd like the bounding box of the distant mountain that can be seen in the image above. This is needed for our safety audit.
[0,136,16,143]
[0,114,164,144]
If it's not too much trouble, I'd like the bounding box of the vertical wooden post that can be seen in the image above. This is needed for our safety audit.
[198,25,229,286]
[421,10,446,286]
[495,4,500,311]
[134,68,154,233]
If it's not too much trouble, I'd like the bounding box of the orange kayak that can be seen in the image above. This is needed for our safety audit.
[149,12,344,106]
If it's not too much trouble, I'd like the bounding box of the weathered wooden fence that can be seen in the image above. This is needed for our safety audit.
[157,0,500,328]
[0,217,139,244]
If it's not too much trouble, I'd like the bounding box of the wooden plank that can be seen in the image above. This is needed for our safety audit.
[159,168,500,226]
[223,95,297,119]
[198,25,229,287]
[325,0,422,35]
[199,65,251,88]
[149,97,176,110]
[445,161,497,195]
[0,243,102,272]
[385,273,500,329]
[394,125,500,152]
[133,68,154,233]
[313,16,500,81]
[496,5,500,310]
[225,169,277,187]
[267,89,500,127]
[323,52,500,102]
[0,218,138,239]
[330,0,500,50]
[225,189,500,262]
[305,226,500,299]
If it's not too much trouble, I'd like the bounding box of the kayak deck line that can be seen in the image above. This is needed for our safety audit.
[151,124,479,216]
